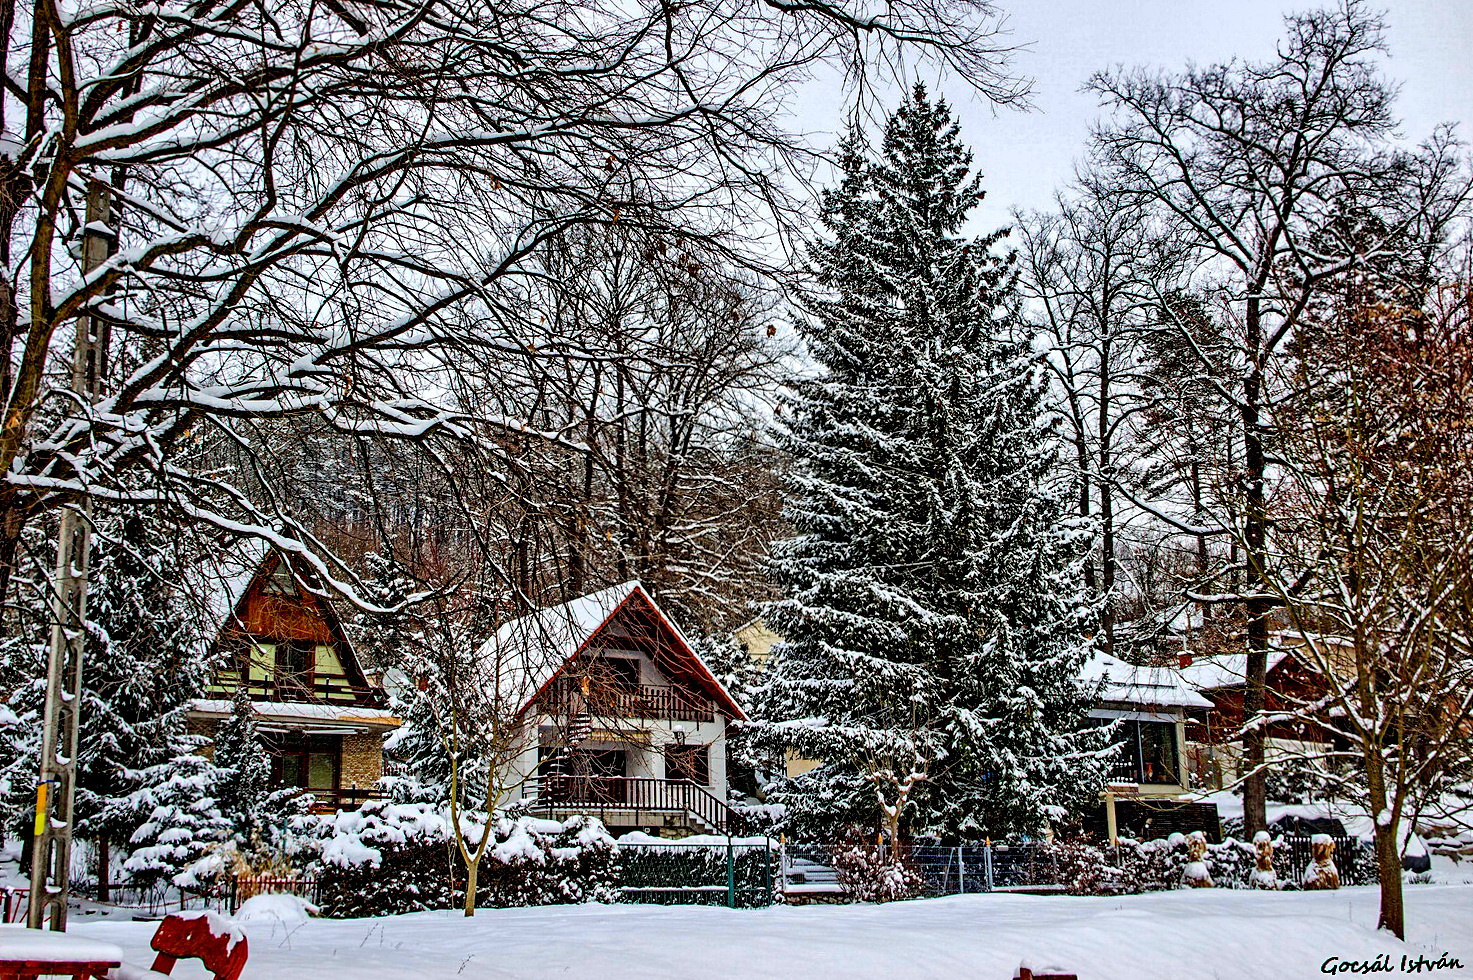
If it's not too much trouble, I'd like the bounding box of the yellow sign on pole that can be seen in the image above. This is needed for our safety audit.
[33,782,48,837]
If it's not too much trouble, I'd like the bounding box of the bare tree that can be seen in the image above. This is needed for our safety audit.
[0,0,1028,609]
[461,230,790,634]
[1087,0,1470,833]
[1015,170,1183,652]
[1260,254,1473,938]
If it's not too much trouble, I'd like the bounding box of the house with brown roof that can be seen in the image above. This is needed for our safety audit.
[192,547,400,811]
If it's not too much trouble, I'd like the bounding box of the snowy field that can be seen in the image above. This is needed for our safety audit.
[55,884,1473,980]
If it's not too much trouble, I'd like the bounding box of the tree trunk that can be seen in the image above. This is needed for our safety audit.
[1373,822,1405,939]
[463,858,478,916]
[1241,292,1268,837]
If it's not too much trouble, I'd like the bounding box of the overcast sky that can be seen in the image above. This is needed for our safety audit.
[790,0,1472,221]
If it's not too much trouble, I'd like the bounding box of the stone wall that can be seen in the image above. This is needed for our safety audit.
[340,731,385,790]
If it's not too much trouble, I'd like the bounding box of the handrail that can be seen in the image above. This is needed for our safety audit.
[538,682,715,722]
[531,776,743,833]
[205,676,386,708]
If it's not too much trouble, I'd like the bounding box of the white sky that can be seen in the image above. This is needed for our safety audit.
[787,0,1472,220]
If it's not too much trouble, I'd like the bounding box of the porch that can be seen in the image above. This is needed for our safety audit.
[526,776,745,835]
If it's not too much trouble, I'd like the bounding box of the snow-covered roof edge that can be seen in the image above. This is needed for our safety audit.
[482,580,745,720]
[1082,651,1213,710]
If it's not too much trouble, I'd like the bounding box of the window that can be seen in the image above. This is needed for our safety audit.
[273,641,315,698]
[1102,719,1181,786]
[265,734,339,792]
[665,745,710,785]
[262,561,299,596]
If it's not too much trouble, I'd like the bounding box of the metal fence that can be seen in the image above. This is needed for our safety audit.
[615,838,779,908]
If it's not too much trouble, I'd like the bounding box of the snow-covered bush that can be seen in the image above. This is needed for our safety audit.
[472,813,619,908]
[296,802,618,917]
[297,800,456,917]
[828,843,925,903]
[1042,835,1262,894]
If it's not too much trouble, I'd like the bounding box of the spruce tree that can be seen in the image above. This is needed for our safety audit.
[212,684,272,854]
[120,752,231,890]
[78,513,209,848]
[748,85,1110,842]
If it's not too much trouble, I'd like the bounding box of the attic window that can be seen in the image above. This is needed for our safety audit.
[263,560,299,596]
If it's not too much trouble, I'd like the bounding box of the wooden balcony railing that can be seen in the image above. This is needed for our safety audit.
[275,785,383,813]
[209,675,386,708]
[539,682,715,723]
[530,776,743,833]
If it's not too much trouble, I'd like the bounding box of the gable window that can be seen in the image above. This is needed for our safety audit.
[262,561,299,595]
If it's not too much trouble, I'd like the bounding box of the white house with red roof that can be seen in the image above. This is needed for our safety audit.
[489,581,747,837]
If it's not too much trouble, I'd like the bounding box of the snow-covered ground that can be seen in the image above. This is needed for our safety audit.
[52,885,1473,980]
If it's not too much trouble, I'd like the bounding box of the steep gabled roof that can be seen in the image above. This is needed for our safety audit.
[200,546,381,702]
[480,580,745,720]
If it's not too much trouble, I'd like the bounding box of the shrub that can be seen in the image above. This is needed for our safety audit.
[828,842,925,903]
[293,803,619,917]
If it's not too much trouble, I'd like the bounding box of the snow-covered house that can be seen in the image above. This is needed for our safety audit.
[1081,652,1219,841]
[192,547,400,811]
[1177,637,1341,791]
[496,581,746,837]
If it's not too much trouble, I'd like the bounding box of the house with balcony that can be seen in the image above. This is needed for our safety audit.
[494,581,746,837]
[192,546,400,811]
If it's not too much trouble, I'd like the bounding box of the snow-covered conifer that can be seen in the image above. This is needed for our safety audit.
[76,513,210,847]
[120,752,231,890]
[748,85,1110,842]
[212,685,272,854]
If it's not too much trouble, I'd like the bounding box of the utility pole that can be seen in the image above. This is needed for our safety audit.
[28,179,114,930]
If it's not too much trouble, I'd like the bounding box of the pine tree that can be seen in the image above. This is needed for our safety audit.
[77,513,210,848]
[120,752,232,890]
[212,684,272,855]
[748,85,1110,843]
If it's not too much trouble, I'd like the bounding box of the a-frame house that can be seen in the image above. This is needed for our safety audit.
[491,581,746,837]
[191,548,399,811]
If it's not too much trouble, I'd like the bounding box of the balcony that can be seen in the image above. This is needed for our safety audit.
[539,681,716,723]
[212,674,385,707]
[529,775,745,834]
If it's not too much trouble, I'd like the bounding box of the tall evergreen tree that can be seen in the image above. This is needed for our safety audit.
[78,513,210,846]
[748,86,1110,843]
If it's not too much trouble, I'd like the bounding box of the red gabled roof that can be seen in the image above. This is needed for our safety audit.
[486,580,745,721]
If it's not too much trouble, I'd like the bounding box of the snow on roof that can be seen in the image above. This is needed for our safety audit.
[190,698,400,730]
[1082,651,1213,710]
[187,536,270,635]
[479,580,639,712]
[1177,650,1292,692]
[479,580,743,718]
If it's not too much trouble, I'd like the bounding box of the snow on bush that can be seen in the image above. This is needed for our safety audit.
[1043,835,1262,895]
[828,843,925,903]
[293,802,618,917]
